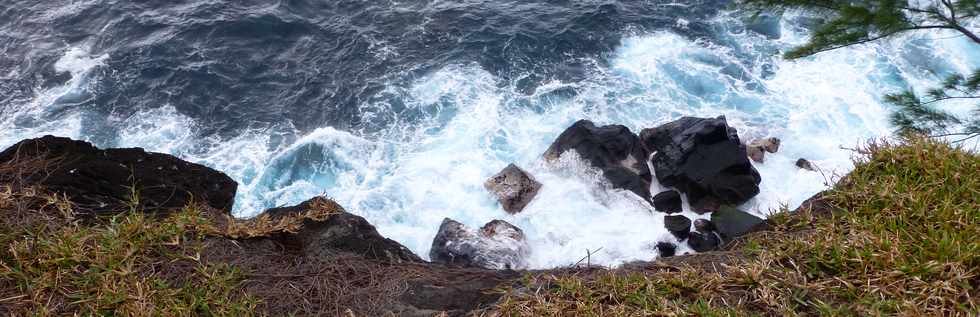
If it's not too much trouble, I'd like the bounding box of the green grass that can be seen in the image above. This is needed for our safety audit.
[0,188,258,316]
[493,137,980,316]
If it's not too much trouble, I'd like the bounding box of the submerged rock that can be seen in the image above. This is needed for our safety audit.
[652,190,683,213]
[640,116,761,213]
[430,218,529,270]
[0,135,237,217]
[664,215,692,240]
[484,164,542,214]
[544,120,653,205]
[262,197,423,263]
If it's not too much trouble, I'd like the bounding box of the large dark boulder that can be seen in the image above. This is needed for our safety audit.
[544,120,652,205]
[664,215,692,240]
[262,197,422,263]
[484,164,542,214]
[430,218,529,270]
[640,116,761,213]
[652,190,683,213]
[0,135,236,216]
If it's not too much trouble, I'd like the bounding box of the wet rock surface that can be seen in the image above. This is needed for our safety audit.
[746,137,780,163]
[640,116,761,213]
[484,163,542,214]
[544,120,653,205]
[430,218,529,270]
[664,215,692,240]
[652,190,683,213]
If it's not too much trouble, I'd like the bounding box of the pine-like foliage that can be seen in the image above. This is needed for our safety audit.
[742,0,980,140]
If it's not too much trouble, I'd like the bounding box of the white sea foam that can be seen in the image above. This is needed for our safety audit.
[3,11,977,268]
[0,46,105,149]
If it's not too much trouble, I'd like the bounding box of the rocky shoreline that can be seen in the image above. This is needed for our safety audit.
[0,116,823,315]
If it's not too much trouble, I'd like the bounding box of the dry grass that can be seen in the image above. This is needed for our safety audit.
[0,185,259,316]
[492,137,980,316]
[220,197,342,239]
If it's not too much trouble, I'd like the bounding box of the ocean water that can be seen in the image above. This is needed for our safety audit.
[1,0,976,268]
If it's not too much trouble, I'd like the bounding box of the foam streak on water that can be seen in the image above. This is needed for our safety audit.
[2,10,977,268]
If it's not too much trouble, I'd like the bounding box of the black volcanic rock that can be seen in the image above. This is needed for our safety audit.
[656,241,676,258]
[544,120,652,205]
[0,135,237,217]
[710,205,766,240]
[693,218,716,232]
[262,197,422,263]
[640,116,761,213]
[687,231,722,252]
[652,190,683,213]
[664,215,692,240]
[688,219,723,252]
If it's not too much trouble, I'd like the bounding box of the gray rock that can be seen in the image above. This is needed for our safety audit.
[484,164,542,214]
[746,137,780,163]
[747,145,766,163]
[429,218,529,270]
[757,137,781,153]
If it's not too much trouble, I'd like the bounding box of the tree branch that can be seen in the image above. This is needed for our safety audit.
[927,3,980,44]
[949,23,980,43]
[920,95,980,106]
[942,0,957,23]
